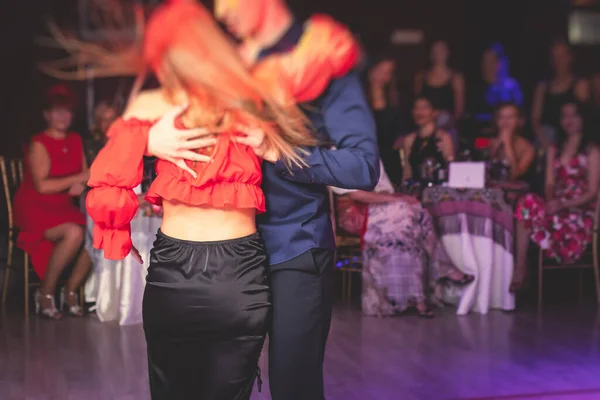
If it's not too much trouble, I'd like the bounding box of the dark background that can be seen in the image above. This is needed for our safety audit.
[0,0,598,157]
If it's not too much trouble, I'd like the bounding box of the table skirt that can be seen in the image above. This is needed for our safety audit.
[84,212,162,325]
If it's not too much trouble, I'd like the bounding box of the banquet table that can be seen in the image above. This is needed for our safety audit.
[84,210,162,325]
[422,186,516,315]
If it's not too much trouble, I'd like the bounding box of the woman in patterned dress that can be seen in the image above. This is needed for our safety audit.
[512,101,599,292]
[332,162,474,317]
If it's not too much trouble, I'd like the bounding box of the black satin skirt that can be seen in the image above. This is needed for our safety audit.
[142,230,270,400]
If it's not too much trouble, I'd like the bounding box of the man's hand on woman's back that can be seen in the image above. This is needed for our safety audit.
[146,105,218,178]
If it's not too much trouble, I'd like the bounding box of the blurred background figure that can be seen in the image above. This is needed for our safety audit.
[368,55,404,186]
[469,43,523,131]
[415,40,465,123]
[531,39,590,149]
[487,102,535,185]
[403,96,455,182]
[12,84,91,319]
[85,101,118,165]
[513,101,598,292]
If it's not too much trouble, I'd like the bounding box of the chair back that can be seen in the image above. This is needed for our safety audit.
[328,188,337,238]
[328,189,364,250]
[329,188,349,237]
[0,157,24,231]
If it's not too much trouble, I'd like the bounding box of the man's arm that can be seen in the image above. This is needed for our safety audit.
[144,104,217,178]
[273,72,380,191]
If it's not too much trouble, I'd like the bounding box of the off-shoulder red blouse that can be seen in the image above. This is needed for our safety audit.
[86,118,264,260]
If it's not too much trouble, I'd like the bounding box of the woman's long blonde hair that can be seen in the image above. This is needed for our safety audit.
[39,0,315,168]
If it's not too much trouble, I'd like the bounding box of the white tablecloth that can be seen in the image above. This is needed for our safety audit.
[84,212,162,325]
[438,220,515,315]
[423,187,516,315]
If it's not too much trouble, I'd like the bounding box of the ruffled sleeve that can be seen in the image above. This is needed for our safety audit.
[86,118,152,260]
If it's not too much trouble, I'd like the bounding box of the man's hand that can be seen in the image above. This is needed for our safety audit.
[147,105,218,178]
[232,125,280,163]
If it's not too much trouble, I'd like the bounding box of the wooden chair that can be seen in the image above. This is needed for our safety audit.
[0,156,32,314]
[537,199,600,308]
[0,156,84,316]
[329,189,362,304]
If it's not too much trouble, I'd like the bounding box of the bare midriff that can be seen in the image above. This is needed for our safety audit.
[160,200,257,242]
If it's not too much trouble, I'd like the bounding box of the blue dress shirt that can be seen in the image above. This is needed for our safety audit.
[255,19,380,266]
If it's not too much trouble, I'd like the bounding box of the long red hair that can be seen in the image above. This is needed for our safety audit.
[39,0,314,168]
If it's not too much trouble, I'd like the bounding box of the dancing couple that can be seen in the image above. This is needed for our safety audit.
[44,0,378,398]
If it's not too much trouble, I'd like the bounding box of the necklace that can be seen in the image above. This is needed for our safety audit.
[45,131,69,153]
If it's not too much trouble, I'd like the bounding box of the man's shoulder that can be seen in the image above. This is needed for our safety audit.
[324,71,362,95]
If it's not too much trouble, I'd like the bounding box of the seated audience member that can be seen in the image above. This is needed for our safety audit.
[332,161,474,318]
[488,103,535,185]
[85,101,118,165]
[512,101,599,292]
[403,96,455,181]
[13,84,91,319]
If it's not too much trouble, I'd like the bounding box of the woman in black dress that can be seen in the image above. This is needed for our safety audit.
[403,96,455,181]
[415,40,465,122]
[368,56,404,186]
[531,39,589,149]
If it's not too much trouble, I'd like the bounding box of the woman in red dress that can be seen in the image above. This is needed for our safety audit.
[13,84,91,319]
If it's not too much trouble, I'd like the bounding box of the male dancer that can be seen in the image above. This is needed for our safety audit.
[144,1,379,398]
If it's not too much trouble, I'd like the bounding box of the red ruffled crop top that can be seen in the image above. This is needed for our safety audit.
[86,118,264,260]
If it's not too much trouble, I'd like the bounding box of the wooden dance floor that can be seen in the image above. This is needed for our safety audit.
[1,305,599,400]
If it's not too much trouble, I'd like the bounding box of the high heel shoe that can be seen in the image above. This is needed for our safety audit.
[60,288,84,317]
[34,290,62,320]
[415,303,435,318]
[439,273,475,286]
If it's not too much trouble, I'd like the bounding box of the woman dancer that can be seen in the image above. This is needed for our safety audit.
[40,0,359,398]
[93,3,311,399]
